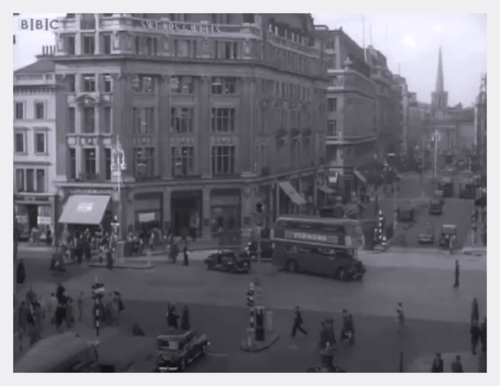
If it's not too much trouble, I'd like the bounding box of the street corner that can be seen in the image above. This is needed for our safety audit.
[240,330,280,353]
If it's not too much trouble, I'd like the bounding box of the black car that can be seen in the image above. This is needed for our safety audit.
[156,329,209,372]
[205,249,251,273]
[428,198,443,215]
[245,240,274,261]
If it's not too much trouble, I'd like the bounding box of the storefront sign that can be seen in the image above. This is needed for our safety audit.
[37,216,52,225]
[138,212,156,222]
[140,20,223,37]
[76,203,94,213]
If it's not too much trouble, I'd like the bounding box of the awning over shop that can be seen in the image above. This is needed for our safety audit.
[59,195,110,225]
[353,169,367,185]
[317,185,335,194]
[279,181,307,206]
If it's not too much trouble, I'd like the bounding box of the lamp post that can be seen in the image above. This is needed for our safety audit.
[111,137,126,249]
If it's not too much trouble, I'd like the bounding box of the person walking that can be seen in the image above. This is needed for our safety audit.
[318,320,328,349]
[16,259,26,286]
[346,314,355,345]
[396,302,406,332]
[170,240,179,264]
[181,305,191,330]
[470,320,481,355]
[453,260,460,288]
[291,306,307,338]
[48,293,57,324]
[451,355,463,372]
[326,318,336,345]
[166,303,179,329]
[183,246,189,266]
[431,353,444,372]
[77,292,84,322]
[470,297,479,325]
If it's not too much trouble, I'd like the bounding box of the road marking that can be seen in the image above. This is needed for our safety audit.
[207,353,228,358]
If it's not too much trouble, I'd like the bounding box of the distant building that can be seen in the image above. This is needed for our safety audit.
[392,74,410,157]
[365,46,399,157]
[474,74,487,175]
[13,47,57,240]
[315,27,376,201]
[50,13,329,240]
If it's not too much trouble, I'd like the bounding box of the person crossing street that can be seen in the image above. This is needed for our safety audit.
[291,306,307,338]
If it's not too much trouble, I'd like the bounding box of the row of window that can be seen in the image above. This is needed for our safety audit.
[14,102,46,120]
[15,131,47,154]
[260,79,313,102]
[15,169,46,193]
[67,106,112,134]
[65,145,238,181]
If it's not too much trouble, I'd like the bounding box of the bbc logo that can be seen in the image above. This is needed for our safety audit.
[18,18,59,31]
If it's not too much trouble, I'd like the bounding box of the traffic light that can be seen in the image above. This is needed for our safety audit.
[246,283,255,308]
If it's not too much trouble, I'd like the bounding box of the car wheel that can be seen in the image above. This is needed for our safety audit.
[286,260,298,273]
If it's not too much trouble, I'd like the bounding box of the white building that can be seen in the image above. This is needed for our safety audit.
[13,47,57,240]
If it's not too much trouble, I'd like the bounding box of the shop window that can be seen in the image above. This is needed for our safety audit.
[83,148,97,180]
[35,132,46,154]
[211,108,235,133]
[211,146,235,175]
[170,107,193,134]
[36,169,45,192]
[15,102,24,119]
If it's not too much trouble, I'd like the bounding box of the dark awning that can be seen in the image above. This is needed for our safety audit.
[279,181,307,206]
[59,195,111,225]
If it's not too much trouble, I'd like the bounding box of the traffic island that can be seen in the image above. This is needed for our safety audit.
[240,330,280,353]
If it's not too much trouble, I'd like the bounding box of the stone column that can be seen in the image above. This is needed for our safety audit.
[163,188,172,231]
[159,75,171,179]
[202,185,211,238]
[199,76,211,178]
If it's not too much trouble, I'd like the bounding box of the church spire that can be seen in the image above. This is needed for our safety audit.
[436,47,444,92]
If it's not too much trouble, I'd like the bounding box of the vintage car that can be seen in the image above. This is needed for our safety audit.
[428,198,443,215]
[397,202,415,222]
[205,249,251,273]
[418,223,435,244]
[439,224,457,247]
[156,329,209,372]
[245,240,274,262]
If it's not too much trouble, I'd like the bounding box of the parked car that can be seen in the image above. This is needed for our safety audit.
[205,249,251,273]
[439,224,457,247]
[434,189,445,205]
[428,198,443,215]
[418,223,435,244]
[156,329,209,372]
[397,202,415,222]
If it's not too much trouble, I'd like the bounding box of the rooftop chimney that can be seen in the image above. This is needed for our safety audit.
[36,45,56,60]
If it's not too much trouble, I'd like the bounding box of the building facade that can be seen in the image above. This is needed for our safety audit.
[365,46,399,157]
[392,74,409,158]
[474,74,487,175]
[13,49,58,239]
[51,13,329,239]
[315,27,376,201]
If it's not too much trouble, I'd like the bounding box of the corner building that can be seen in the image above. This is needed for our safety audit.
[52,13,328,239]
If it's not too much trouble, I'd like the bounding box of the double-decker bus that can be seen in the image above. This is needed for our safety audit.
[272,216,366,281]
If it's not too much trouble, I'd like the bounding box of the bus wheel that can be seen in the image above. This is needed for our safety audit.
[286,260,298,273]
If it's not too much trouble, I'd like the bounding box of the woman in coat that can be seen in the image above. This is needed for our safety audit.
[16,259,26,286]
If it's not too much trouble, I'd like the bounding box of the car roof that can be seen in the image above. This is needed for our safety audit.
[157,329,193,340]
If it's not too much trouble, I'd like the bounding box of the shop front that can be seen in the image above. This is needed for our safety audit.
[134,192,163,235]
[210,188,241,238]
[170,190,202,237]
[14,194,54,241]
[58,194,113,235]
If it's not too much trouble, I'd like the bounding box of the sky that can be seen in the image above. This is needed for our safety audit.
[13,13,486,106]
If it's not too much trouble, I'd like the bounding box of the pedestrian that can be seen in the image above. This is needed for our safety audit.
[480,318,487,351]
[84,229,92,262]
[26,286,37,306]
[346,314,355,345]
[106,248,113,270]
[453,260,460,288]
[291,306,307,338]
[16,259,26,286]
[340,309,350,343]
[183,246,189,266]
[431,353,444,372]
[48,293,57,324]
[55,303,66,331]
[56,283,67,305]
[167,303,179,329]
[396,302,406,332]
[470,320,481,355]
[180,227,188,246]
[170,240,179,264]
[77,292,84,322]
[181,305,191,330]
[471,297,479,325]
[66,298,75,328]
[451,355,463,372]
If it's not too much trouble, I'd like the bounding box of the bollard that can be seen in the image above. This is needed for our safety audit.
[266,310,273,331]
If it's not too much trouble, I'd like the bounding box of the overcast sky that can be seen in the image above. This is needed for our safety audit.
[13,13,486,106]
